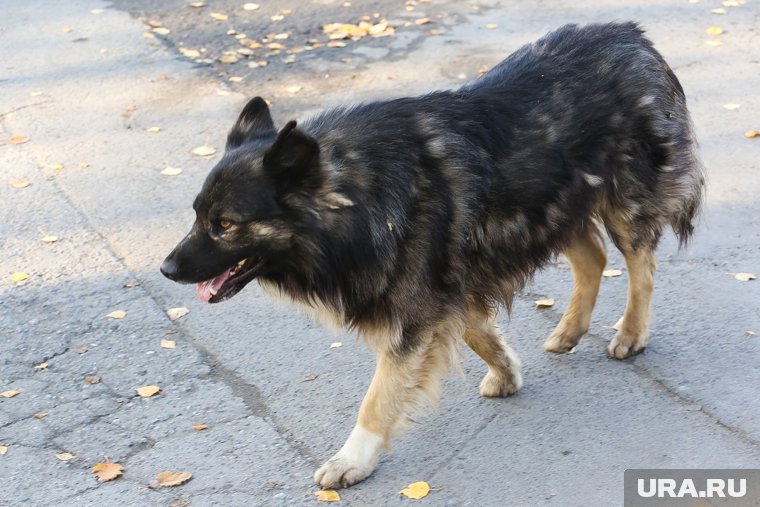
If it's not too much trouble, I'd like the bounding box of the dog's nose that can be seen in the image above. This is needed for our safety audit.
[160,257,179,281]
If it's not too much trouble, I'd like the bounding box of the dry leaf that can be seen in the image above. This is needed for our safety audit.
[56,452,75,461]
[243,3,260,10]
[746,331,756,337]
[41,235,59,243]
[92,462,124,482]
[486,23,498,29]
[705,26,723,35]
[271,14,284,21]
[0,445,7,455]
[1,390,20,398]
[11,180,31,188]
[162,167,183,176]
[399,481,431,500]
[147,126,161,133]
[705,38,723,46]
[745,130,759,138]
[137,385,161,397]
[179,48,200,58]
[79,162,90,169]
[219,54,238,64]
[722,0,739,5]
[166,307,190,321]
[91,8,104,14]
[711,7,727,14]
[329,342,342,348]
[603,269,623,277]
[85,375,101,385]
[734,272,756,281]
[274,32,289,40]
[52,163,64,171]
[154,470,193,488]
[285,85,302,94]
[303,374,318,381]
[11,272,29,283]
[415,18,431,25]
[9,135,29,145]
[153,27,171,35]
[62,26,73,33]
[189,1,206,7]
[34,412,47,419]
[315,490,340,502]
[161,339,176,349]
[191,145,216,157]
[535,298,555,308]
[723,103,740,110]
[75,346,89,354]
[210,12,228,21]
[34,362,48,370]
[193,423,208,431]
[428,28,444,36]
[107,310,127,319]
[229,76,243,82]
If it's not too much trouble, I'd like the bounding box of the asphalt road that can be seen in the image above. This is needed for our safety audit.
[1,1,759,506]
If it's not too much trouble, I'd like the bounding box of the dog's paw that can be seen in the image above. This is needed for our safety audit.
[543,332,581,354]
[479,368,522,397]
[608,330,648,359]
[314,454,375,489]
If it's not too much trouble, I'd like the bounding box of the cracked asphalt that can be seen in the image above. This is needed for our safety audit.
[1,0,759,506]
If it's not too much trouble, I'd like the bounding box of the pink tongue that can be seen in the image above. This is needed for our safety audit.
[196,268,232,302]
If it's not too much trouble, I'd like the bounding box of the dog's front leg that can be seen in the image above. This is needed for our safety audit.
[315,334,448,488]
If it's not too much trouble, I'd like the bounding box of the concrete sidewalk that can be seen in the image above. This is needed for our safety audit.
[1,1,759,506]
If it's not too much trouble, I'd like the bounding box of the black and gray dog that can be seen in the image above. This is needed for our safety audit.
[162,23,704,488]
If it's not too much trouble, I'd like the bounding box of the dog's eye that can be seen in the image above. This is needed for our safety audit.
[219,219,232,230]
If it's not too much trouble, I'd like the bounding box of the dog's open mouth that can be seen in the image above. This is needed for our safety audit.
[196,257,264,303]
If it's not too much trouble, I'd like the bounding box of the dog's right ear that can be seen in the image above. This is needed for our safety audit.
[226,96,276,150]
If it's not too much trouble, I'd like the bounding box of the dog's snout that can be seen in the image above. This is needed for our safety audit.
[160,257,179,281]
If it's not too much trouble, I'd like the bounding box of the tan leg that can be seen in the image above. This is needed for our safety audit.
[314,324,456,488]
[463,301,522,397]
[544,224,607,353]
[608,247,656,359]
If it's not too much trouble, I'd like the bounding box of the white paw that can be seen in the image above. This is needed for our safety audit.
[608,330,648,359]
[314,426,383,488]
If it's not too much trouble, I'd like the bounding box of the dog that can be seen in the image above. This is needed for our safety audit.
[161,22,704,488]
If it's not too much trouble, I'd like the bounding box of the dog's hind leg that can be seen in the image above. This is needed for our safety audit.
[314,323,457,488]
[544,222,607,354]
[463,299,522,397]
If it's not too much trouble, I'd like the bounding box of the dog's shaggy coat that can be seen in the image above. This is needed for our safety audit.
[161,22,704,488]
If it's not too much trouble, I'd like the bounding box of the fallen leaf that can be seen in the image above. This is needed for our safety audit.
[219,54,238,64]
[152,27,171,35]
[303,374,318,381]
[160,339,176,349]
[34,362,48,370]
[191,145,216,157]
[11,180,31,188]
[189,1,206,7]
[746,331,756,337]
[121,105,137,118]
[285,85,302,94]
[62,26,73,33]
[91,8,104,14]
[745,130,759,138]
[107,310,127,319]
[91,462,124,482]
[210,12,228,21]
[168,499,192,507]
[705,26,723,35]
[79,162,90,168]
[0,445,7,455]
[274,32,289,40]
[30,91,43,96]
[56,452,76,461]
[34,412,47,419]
[9,135,29,145]
[162,167,183,176]
[147,126,161,133]
[329,342,342,348]
[535,298,555,308]
[41,235,59,243]
[154,470,193,488]
[192,423,208,431]
[722,0,739,5]
[166,307,190,321]
[415,18,431,25]
[705,38,723,46]
[315,490,340,502]
[734,272,756,281]
[84,375,101,385]
[603,269,623,277]
[75,346,89,354]
[137,385,161,397]
[11,272,29,283]
[428,28,444,36]
[723,103,740,110]
[711,7,727,14]
[486,23,498,29]
[179,47,200,58]
[399,481,431,500]
[243,3,260,10]
[271,14,284,21]
[229,76,243,82]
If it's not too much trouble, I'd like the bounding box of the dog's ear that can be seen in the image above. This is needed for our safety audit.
[226,96,276,150]
[263,120,322,191]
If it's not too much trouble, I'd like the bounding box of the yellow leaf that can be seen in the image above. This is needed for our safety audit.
[147,126,161,133]
[9,135,29,145]
[285,85,302,94]
[11,272,29,282]
[136,385,161,397]
[160,339,176,349]
[107,310,127,319]
[56,452,75,461]
[189,1,206,7]
[210,12,228,21]
[34,412,47,419]
[192,423,208,431]
[415,18,431,25]
[399,481,431,500]
[723,103,740,110]
[745,130,759,138]
[11,180,31,188]
[219,54,238,64]
[34,362,48,370]
[603,269,623,277]
[535,298,555,308]
[734,272,756,281]
[243,3,260,10]
[1,390,20,398]
[705,39,722,46]
[486,23,498,29]
[179,47,200,58]
[30,91,43,96]
[428,28,444,36]
[162,166,182,176]
[0,445,7,455]
[329,342,342,348]
[722,0,739,5]
[315,490,341,502]
[41,235,59,243]
[166,306,189,321]
[155,470,193,487]
[52,163,64,171]
[711,7,727,14]
[229,76,243,82]
[91,462,124,482]
[91,8,103,14]
[191,145,216,157]
[705,26,723,35]
[80,162,90,169]
[271,14,284,21]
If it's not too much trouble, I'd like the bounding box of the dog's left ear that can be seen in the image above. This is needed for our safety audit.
[263,120,322,191]
[226,96,277,150]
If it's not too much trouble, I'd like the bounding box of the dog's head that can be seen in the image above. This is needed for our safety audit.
[160,97,328,303]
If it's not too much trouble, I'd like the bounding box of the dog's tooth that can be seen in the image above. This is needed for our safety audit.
[209,288,218,296]
[237,260,246,267]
